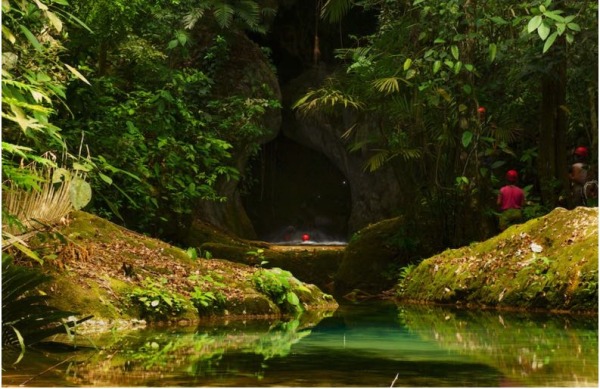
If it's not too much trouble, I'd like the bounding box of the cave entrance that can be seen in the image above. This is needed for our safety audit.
[242,134,351,244]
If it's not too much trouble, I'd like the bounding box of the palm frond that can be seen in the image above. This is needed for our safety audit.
[1,257,91,353]
[321,0,352,23]
[365,149,390,172]
[293,86,364,117]
[372,76,412,94]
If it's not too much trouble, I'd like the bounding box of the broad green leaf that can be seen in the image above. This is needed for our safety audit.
[464,64,474,72]
[64,64,91,85]
[403,58,412,71]
[462,84,472,95]
[537,22,551,40]
[543,10,564,23]
[543,31,558,53]
[491,160,506,169]
[433,60,441,74]
[286,292,300,307]
[19,25,43,52]
[491,16,508,25]
[527,15,543,33]
[462,131,473,148]
[567,22,580,32]
[488,43,497,63]
[556,23,566,35]
[99,173,113,185]
[451,45,459,60]
[70,178,92,210]
[454,61,462,74]
[167,40,178,49]
[434,38,445,44]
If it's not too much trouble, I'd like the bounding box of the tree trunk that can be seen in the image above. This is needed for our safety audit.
[537,38,568,208]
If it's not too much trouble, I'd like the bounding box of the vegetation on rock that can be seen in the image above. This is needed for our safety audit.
[13,211,337,330]
[397,207,598,312]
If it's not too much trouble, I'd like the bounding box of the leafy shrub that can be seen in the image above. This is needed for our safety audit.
[188,273,227,315]
[251,268,302,313]
[128,277,186,321]
[190,287,226,315]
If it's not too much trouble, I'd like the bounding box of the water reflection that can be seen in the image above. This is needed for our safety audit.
[398,305,598,387]
[2,303,597,387]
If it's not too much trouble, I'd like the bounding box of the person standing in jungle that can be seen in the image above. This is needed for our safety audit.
[568,146,597,207]
[497,169,525,231]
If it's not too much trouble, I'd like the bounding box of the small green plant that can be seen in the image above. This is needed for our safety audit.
[247,248,268,266]
[251,268,302,313]
[397,264,416,295]
[186,247,198,259]
[129,277,186,321]
[190,287,226,315]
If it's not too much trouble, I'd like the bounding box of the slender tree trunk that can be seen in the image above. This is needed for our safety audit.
[537,38,568,208]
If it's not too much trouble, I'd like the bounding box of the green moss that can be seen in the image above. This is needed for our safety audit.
[399,207,598,312]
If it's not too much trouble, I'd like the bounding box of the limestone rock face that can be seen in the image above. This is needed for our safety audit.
[189,31,282,240]
[281,68,404,234]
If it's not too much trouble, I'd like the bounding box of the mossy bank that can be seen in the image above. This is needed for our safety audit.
[26,211,337,326]
[397,207,598,312]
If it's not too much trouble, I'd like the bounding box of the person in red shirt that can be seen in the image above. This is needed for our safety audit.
[497,169,525,231]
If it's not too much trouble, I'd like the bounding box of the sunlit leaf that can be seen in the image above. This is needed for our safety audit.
[527,15,543,33]
[451,45,459,60]
[543,31,558,53]
[537,22,551,40]
[64,64,91,85]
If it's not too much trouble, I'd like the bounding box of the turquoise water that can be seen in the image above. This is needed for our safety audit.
[2,302,597,387]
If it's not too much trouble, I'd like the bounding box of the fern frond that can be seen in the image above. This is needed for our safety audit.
[236,0,260,30]
[213,3,234,28]
[183,6,208,29]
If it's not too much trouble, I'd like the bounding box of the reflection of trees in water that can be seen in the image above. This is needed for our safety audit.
[58,316,317,386]
[398,305,598,386]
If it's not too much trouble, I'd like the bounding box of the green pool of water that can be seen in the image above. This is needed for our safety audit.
[2,302,597,387]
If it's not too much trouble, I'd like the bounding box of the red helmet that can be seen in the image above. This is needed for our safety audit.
[506,169,518,183]
[574,146,588,157]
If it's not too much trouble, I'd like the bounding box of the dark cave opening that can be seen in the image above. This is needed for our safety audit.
[241,134,351,243]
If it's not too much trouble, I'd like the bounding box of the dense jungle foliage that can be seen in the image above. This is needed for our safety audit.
[298,0,598,245]
[2,0,597,244]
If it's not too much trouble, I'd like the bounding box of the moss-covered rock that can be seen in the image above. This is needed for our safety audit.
[200,242,344,293]
[334,217,434,297]
[398,207,598,312]
[23,211,337,326]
